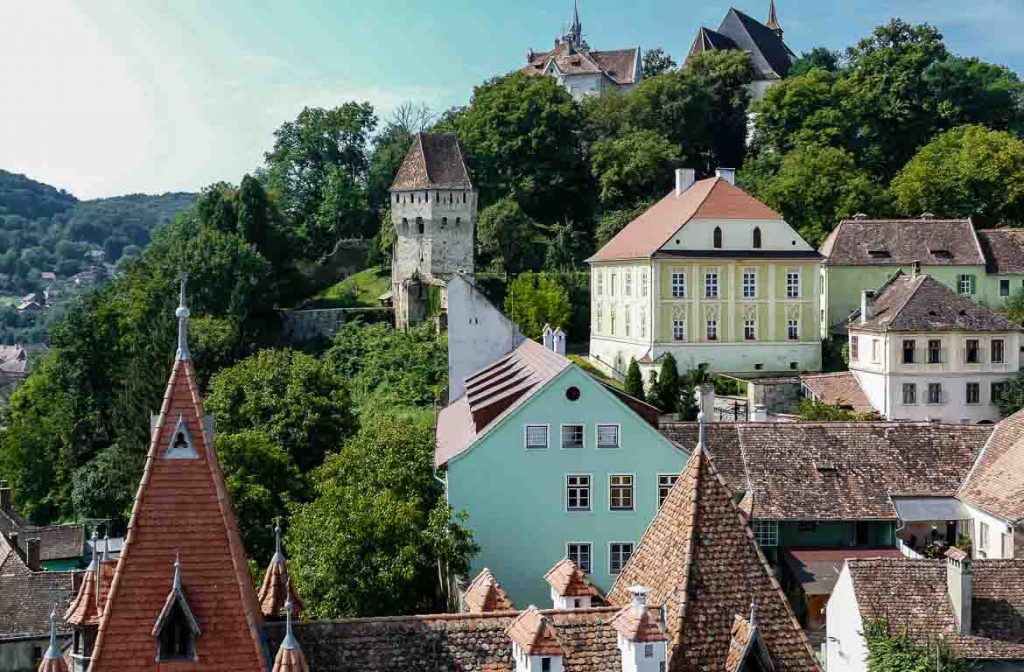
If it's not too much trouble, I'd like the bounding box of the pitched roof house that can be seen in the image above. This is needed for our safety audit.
[0,482,86,571]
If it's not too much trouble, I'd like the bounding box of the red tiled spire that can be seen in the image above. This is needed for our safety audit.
[258,519,304,619]
[504,606,567,656]
[88,277,268,671]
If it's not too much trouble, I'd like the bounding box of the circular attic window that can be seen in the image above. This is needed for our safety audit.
[565,386,581,401]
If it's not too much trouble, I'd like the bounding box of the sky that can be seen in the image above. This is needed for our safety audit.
[3,0,1024,200]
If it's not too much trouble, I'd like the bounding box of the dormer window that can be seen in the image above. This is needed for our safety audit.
[713,226,722,249]
[164,416,197,459]
[153,557,201,662]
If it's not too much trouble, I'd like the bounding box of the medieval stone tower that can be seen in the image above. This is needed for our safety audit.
[390,132,476,330]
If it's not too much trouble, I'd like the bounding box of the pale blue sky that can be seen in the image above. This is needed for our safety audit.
[3,0,1023,199]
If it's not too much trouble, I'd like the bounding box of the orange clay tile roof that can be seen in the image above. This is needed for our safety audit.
[799,372,874,414]
[65,555,115,627]
[606,445,821,671]
[463,568,515,613]
[37,656,68,672]
[543,559,603,599]
[89,356,268,671]
[588,177,782,262]
[959,407,1024,521]
[258,554,304,619]
[505,606,568,656]
[390,132,473,191]
[272,645,309,672]
[608,601,669,643]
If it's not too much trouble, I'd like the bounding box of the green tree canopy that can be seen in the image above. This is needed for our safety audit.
[476,197,540,273]
[624,358,645,402]
[591,130,682,208]
[641,48,676,77]
[504,272,572,341]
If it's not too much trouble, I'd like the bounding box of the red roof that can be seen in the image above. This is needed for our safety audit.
[589,177,782,262]
[89,353,267,670]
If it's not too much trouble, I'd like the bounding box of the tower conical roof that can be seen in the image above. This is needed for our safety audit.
[258,520,304,619]
[766,0,782,31]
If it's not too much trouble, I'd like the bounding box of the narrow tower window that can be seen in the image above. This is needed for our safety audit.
[713,226,722,249]
[416,217,425,235]
[753,227,762,249]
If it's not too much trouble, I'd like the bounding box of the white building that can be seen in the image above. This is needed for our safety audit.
[847,271,1022,424]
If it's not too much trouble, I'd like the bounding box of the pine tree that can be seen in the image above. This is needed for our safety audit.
[624,358,645,402]
[656,353,681,414]
[677,372,699,421]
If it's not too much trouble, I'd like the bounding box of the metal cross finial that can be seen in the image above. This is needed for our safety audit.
[749,599,758,626]
[172,552,182,590]
[175,272,191,361]
[44,604,61,660]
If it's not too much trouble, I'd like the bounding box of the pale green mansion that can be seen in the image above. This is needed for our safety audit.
[819,219,1024,337]
[588,168,822,377]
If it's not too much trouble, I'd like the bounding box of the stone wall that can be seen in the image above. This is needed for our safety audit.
[281,307,392,342]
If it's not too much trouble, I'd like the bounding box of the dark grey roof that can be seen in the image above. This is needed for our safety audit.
[0,534,76,642]
[854,274,1019,332]
[717,8,793,79]
[0,506,84,562]
[978,229,1024,274]
[390,133,473,191]
[820,219,984,267]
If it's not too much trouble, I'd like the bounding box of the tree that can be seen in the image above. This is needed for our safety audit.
[624,358,645,402]
[655,353,681,414]
[788,47,841,76]
[682,50,755,170]
[504,272,572,341]
[205,349,355,472]
[70,443,144,530]
[286,411,476,617]
[996,370,1024,417]
[890,125,1024,226]
[594,201,652,248]
[1003,289,1024,326]
[863,619,965,672]
[543,221,587,272]
[752,68,852,153]
[795,399,878,421]
[476,197,539,273]
[642,48,676,77]
[591,130,682,208]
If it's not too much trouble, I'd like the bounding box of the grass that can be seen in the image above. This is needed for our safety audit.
[306,267,391,309]
[568,354,622,389]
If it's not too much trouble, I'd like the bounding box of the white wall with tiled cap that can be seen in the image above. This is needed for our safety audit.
[825,563,869,672]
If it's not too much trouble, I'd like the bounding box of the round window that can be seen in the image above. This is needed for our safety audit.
[565,386,581,401]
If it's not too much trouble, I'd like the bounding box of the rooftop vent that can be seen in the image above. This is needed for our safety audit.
[852,213,868,220]
[814,460,839,473]
[928,310,938,316]
[867,248,890,258]
[920,212,936,220]
[930,249,952,259]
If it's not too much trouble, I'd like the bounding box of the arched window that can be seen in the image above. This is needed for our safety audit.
[402,218,409,234]
[395,193,399,204]
[441,217,448,228]
[416,217,424,235]
[713,226,723,249]
[753,227,762,249]
[463,192,467,203]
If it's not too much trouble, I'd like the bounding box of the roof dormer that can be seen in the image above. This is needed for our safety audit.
[152,556,201,663]
[505,606,567,672]
[543,558,602,609]
[609,586,669,672]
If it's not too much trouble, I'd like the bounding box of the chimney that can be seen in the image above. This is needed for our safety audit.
[945,548,972,636]
[751,404,768,422]
[698,383,715,421]
[675,168,696,196]
[553,328,567,356]
[715,167,736,185]
[911,261,921,277]
[26,537,41,571]
[629,585,648,608]
[0,480,10,512]
[542,324,554,351]
[860,290,875,324]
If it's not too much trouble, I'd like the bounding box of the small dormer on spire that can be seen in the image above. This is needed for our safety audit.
[175,273,191,361]
[153,555,201,662]
[38,606,69,672]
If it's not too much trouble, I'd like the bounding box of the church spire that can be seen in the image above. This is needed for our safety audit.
[766,0,782,37]
[38,606,68,672]
[175,273,190,361]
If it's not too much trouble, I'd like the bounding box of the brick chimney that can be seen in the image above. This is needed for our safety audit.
[675,168,695,196]
[0,480,10,512]
[26,537,42,571]
[946,547,972,636]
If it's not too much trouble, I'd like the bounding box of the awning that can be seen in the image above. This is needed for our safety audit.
[891,496,970,522]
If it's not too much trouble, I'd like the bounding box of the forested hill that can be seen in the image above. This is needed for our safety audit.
[0,170,194,294]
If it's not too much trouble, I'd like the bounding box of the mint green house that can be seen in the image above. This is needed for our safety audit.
[436,338,687,607]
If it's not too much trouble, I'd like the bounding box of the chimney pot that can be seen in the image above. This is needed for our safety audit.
[911,261,921,277]
[629,585,649,608]
[715,167,736,185]
[542,324,554,351]
[26,537,41,572]
[553,328,567,356]
[675,168,696,196]
[860,290,875,324]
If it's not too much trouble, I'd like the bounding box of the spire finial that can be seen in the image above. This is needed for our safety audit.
[766,0,782,35]
[101,531,110,563]
[172,553,182,590]
[87,529,99,570]
[175,273,191,360]
[44,604,61,660]
[272,517,284,563]
[282,577,299,650]
[696,412,706,452]
[749,599,758,626]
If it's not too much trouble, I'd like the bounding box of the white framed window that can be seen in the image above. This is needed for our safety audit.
[640,271,649,298]
[640,309,647,339]
[567,542,592,573]
[561,424,585,449]
[993,339,1005,364]
[624,272,632,297]
[672,319,686,342]
[610,307,616,335]
[657,474,678,508]
[609,542,634,574]
[567,475,591,511]
[624,309,631,338]
[742,270,756,298]
[525,424,549,449]
[610,273,617,297]
[786,270,801,298]
[902,383,916,405]
[671,272,686,298]
[644,643,654,659]
[1001,278,1011,297]
[992,382,1007,405]
[787,319,799,340]
[958,274,975,295]
[872,339,880,362]
[744,319,756,341]
[706,319,718,341]
[596,424,620,448]
[979,521,989,555]
[609,474,634,511]
[596,272,604,296]
[595,305,603,335]
[704,272,719,299]
[966,382,980,405]
[753,520,779,547]
[927,383,943,404]
[850,336,859,361]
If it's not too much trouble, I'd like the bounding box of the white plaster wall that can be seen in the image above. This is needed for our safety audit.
[851,369,888,417]
[660,218,813,252]
[964,503,1016,559]
[747,79,776,103]
[563,73,603,99]
[826,564,868,672]
[446,275,524,401]
[641,340,820,374]
[589,335,653,380]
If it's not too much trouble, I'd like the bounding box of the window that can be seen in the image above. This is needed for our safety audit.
[871,339,880,363]
[992,382,1006,405]
[610,308,616,336]
[902,383,916,405]
[157,602,196,662]
[744,319,756,341]
[565,386,581,402]
[902,340,915,364]
[742,271,756,298]
[958,274,975,295]
[541,658,551,672]
[753,226,762,249]
[1001,279,1011,297]
[1002,532,1012,558]
[928,339,942,364]
[441,216,447,228]
[609,475,634,511]
[644,643,655,659]
[596,272,604,295]
[525,425,549,449]
[979,521,990,554]
[966,339,980,364]
[992,339,1005,363]
[624,272,632,297]
[624,309,631,338]
[567,475,591,511]
[787,319,799,341]
[786,271,801,298]
[609,542,634,574]
[672,319,686,342]
[705,272,718,299]
[640,309,647,339]
[658,474,678,508]
[966,382,980,405]
[706,319,718,341]
[927,383,943,404]
[671,272,686,298]
[850,336,859,361]
[561,425,585,449]
[597,424,620,448]
[595,305,603,334]
[610,274,617,297]
[753,520,779,547]
[567,542,591,573]
[416,217,424,235]
[640,271,649,298]
[713,226,722,249]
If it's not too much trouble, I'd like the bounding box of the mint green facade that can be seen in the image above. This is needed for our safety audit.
[444,366,688,607]
[759,521,896,563]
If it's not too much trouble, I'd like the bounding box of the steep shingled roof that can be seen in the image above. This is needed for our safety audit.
[852,274,1018,332]
[606,445,820,671]
[258,523,304,619]
[588,177,783,263]
[847,558,1024,660]
[820,219,983,267]
[959,407,1024,521]
[978,228,1024,274]
[463,568,515,613]
[523,43,641,85]
[390,133,473,191]
[687,8,794,80]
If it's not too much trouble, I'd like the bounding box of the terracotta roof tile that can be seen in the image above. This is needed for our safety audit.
[959,408,1024,521]
[799,372,874,414]
[589,178,782,262]
[258,549,304,619]
[390,133,473,191]
[608,599,668,643]
[544,559,602,599]
[606,446,821,671]
[725,614,755,672]
[522,43,640,85]
[464,568,515,613]
[978,228,1024,273]
[272,645,310,672]
[821,219,983,267]
[505,606,568,656]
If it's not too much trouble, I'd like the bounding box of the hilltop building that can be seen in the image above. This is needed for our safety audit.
[686,1,794,101]
[521,1,642,99]
[389,133,476,330]
[588,168,822,379]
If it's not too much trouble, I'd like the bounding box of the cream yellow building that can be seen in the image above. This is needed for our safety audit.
[587,169,822,377]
